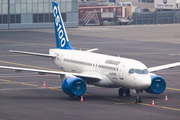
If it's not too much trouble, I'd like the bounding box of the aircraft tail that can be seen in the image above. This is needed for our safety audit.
[52,1,74,50]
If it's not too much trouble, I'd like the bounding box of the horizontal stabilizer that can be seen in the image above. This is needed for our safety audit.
[85,48,98,52]
[9,50,56,58]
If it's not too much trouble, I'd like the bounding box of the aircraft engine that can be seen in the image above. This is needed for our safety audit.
[62,77,86,96]
[144,74,166,94]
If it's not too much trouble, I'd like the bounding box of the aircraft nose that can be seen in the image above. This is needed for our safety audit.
[143,76,151,88]
[135,75,151,89]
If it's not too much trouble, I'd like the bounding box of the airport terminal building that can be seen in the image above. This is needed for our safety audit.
[0,0,78,29]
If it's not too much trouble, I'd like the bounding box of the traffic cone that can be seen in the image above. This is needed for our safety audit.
[80,95,83,102]
[43,81,46,87]
[165,95,168,101]
[152,100,155,106]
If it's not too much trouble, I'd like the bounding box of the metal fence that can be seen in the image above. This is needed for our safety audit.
[131,11,180,25]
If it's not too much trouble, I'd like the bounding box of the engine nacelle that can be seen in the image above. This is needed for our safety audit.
[62,77,86,96]
[144,74,166,94]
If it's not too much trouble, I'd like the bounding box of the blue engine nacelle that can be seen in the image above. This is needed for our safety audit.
[144,74,166,94]
[62,77,86,96]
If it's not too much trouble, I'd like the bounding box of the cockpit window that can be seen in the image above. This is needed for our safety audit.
[129,69,134,74]
[143,69,149,74]
[135,69,149,74]
[135,69,143,74]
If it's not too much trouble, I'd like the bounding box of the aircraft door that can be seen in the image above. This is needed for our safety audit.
[119,65,125,80]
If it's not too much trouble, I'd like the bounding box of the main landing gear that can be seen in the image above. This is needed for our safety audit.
[118,88,143,103]
[118,88,131,97]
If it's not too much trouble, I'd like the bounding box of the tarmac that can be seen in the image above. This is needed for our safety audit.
[0,24,180,120]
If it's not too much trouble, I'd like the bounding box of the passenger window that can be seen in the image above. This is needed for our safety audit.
[129,69,134,74]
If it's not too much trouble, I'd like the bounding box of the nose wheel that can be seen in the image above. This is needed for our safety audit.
[118,88,131,97]
[135,89,142,103]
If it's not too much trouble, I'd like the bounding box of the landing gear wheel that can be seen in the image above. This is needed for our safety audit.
[119,88,124,96]
[135,97,141,103]
[125,89,131,96]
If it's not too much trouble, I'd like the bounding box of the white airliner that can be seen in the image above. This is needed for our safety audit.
[0,1,180,103]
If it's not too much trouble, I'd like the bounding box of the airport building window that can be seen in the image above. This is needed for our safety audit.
[16,0,21,4]
[10,14,15,23]
[44,3,49,13]
[16,4,21,13]
[0,0,78,28]
[27,0,32,3]
[21,0,26,3]
[10,3,15,14]
[21,4,26,13]
[27,4,32,13]
[33,14,38,23]
[38,3,43,13]
[67,2,72,12]
[60,2,66,13]
[39,14,43,22]
[16,14,21,23]
[2,0,8,4]
[2,4,8,14]
[3,15,8,24]
[33,3,37,13]
[0,15,2,24]
[33,13,66,23]
[33,0,38,3]
[50,13,54,22]
[44,13,49,22]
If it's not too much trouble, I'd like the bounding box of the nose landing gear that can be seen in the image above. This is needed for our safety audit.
[135,89,143,103]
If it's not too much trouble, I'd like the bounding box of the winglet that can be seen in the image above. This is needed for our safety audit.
[52,1,74,50]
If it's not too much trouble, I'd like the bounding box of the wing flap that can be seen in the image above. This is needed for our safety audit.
[148,62,180,72]
[9,50,56,58]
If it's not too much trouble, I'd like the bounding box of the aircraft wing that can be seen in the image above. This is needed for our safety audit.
[148,62,180,72]
[0,65,101,82]
[9,50,56,58]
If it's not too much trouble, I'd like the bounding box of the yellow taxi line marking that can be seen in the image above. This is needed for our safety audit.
[84,93,92,96]
[109,52,180,55]
[0,78,38,87]
[115,103,132,104]
[139,103,180,112]
[20,83,37,86]
[47,87,62,91]
[166,87,180,91]
[104,97,122,101]
[0,81,39,84]
[0,60,63,72]
[0,55,29,57]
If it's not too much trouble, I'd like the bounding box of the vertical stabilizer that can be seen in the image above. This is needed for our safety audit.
[52,1,74,50]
